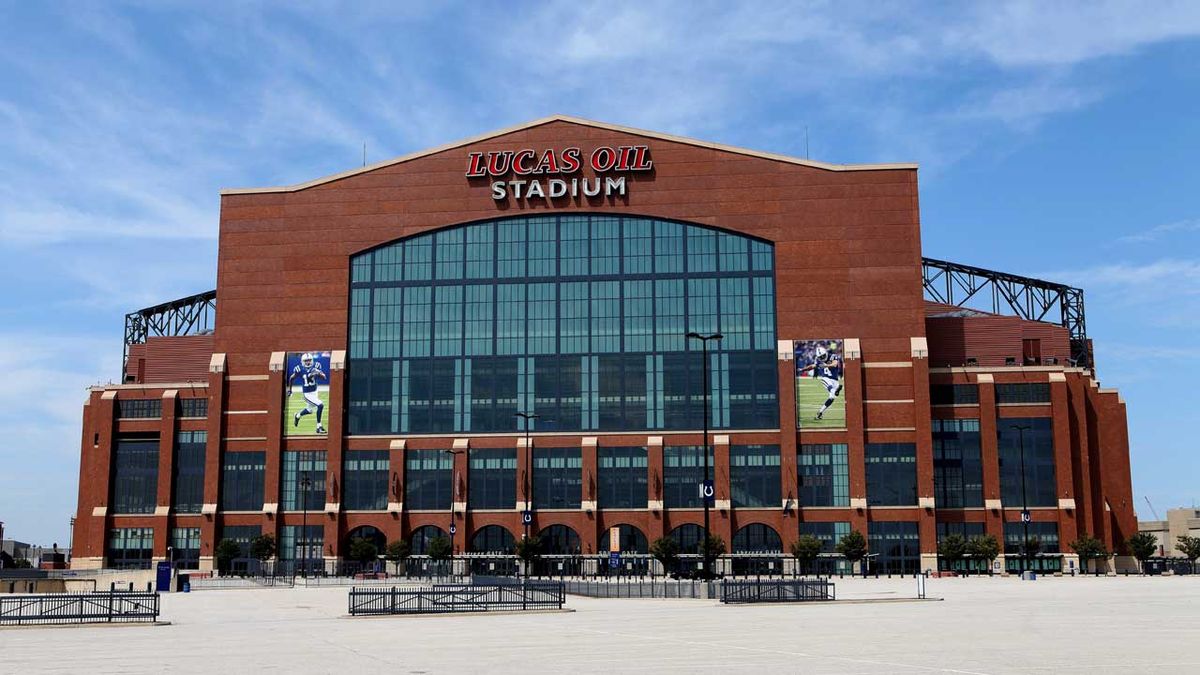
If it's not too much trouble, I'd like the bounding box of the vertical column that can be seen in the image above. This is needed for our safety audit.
[1049,372,1078,565]
[154,390,179,560]
[646,436,664,540]
[776,341,799,534]
[1066,375,1096,539]
[581,437,598,511]
[976,374,1004,546]
[843,341,867,534]
[263,352,286,532]
[450,439,469,554]
[713,434,732,546]
[516,435,531,512]
[200,353,227,571]
[388,440,406,540]
[911,337,938,571]
[84,391,118,567]
[324,351,347,563]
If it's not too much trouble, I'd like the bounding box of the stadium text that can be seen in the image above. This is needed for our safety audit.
[466,146,653,201]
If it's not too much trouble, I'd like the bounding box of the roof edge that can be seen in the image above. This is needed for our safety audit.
[221,114,918,195]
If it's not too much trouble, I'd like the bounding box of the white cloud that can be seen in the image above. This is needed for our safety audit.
[1117,219,1200,244]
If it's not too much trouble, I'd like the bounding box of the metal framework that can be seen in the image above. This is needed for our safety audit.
[123,289,216,366]
[921,258,1089,367]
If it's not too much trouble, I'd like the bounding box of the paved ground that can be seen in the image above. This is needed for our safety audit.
[2,576,1198,674]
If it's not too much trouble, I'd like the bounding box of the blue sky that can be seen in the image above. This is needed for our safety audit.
[2,2,1198,546]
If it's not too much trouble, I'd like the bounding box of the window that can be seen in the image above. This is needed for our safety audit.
[730,445,781,508]
[998,418,1057,507]
[1003,521,1061,573]
[170,527,200,570]
[410,525,446,554]
[668,523,704,554]
[995,383,1051,404]
[344,450,389,511]
[112,436,158,514]
[597,447,647,509]
[347,215,777,435]
[221,451,265,511]
[219,525,260,572]
[471,525,515,554]
[868,521,920,574]
[663,445,713,509]
[178,398,208,418]
[282,451,327,511]
[533,447,582,509]
[731,523,783,552]
[799,443,849,507]
[279,525,324,575]
[932,419,983,507]
[599,524,649,553]
[172,431,206,513]
[468,448,516,510]
[865,443,918,506]
[107,528,154,569]
[800,521,851,553]
[538,524,581,555]
[405,449,453,510]
[115,398,161,419]
[930,384,979,405]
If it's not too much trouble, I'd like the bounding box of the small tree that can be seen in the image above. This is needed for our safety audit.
[426,535,453,562]
[1176,535,1200,573]
[249,534,276,567]
[1126,532,1158,573]
[214,539,240,575]
[965,534,1000,572]
[790,535,823,576]
[938,533,967,572]
[649,536,680,576]
[384,539,411,575]
[836,530,868,575]
[1068,534,1109,574]
[348,537,379,567]
[515,535,542,564]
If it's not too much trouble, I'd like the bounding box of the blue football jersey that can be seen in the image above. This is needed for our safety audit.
[815,353,842,380]
[294,364,323,392]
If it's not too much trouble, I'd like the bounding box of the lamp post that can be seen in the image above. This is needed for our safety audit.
[687,331,722,580]
[443,449,464,578]
[299,473,312,579]
[1010,424,1032,574]
[514,412,540,542]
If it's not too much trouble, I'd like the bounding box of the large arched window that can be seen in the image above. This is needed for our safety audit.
[598,524,649,553]
[731,523,783,553]
[538,524,581,555]
[347,214,777,435]
[409,525,446,555]
[471,525,515,554]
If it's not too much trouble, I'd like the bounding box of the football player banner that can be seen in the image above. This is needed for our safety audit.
[285,351,331,436]
[795,339,846,429]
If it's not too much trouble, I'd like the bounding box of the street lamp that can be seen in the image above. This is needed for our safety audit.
[1010,424,1032,574]
[514,412,540,542]
[687,331,723,580]
[299,473,313,579]
[443,448,464,578]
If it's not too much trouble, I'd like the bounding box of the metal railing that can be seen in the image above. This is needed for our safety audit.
[720,579,836,604]
[348,582,565,616]
[558,577,712,599]
[0,591,160,625]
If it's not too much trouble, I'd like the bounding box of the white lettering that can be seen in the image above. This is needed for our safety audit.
[581,177,601,197]
[509,180,526,199]
[605,176,626,196]
[548,179,568,198]
[491,181,506,200]
[525,180,545,199]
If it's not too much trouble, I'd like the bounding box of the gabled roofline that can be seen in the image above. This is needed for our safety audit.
[220,114,917,195]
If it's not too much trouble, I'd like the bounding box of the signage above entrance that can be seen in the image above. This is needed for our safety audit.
[466,145,653,201]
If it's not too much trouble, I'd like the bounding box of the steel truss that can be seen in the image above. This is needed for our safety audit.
[921,257,1088,367]
[123,289,217,366]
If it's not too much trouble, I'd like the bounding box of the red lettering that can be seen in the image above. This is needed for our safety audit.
[535,149,560,174]
[486,151,514,176]
[560,147,582,173]
[466,152,486,177]
[590,146,616,172]
[631,145,653,171]
[512,149,536,175]
[615,146,634,171]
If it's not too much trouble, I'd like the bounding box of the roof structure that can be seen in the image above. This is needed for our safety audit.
[221,114,918,195]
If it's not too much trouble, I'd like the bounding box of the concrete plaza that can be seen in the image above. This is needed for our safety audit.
[1,576,1197,673]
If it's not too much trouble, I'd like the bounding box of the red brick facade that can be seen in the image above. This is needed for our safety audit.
[71,117,1137,571]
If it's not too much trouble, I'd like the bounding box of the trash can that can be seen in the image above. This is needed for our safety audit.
[179,574,191,593]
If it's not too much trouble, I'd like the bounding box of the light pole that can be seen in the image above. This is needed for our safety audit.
[687,331,722,580]
[443,448,464,578]
[299,473,312,579]
[1010,424,1032,574]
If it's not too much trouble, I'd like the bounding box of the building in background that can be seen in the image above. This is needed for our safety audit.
[72,116,1138,575]
[1139,508,1200,557]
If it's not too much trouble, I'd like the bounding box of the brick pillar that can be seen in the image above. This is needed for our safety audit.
[911,339,937,567]
[713,434,732,547]
[450,439,469,554]
[976,374,1004,544]
[154,390,179,559]
[263,352,286,539]
[85,391,118,566]
[581,436,598,512]
[200,354,227,570]
[776,343,799,544]
[324,352,347,560]
[842,343,867,535]
[388,439,406,542]
[1049,373,1078,551]
[647,437,665,539]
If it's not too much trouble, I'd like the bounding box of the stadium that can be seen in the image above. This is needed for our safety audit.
[72,116,1138,576]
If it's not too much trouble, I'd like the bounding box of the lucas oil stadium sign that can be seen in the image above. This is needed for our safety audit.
[466,145,653,201]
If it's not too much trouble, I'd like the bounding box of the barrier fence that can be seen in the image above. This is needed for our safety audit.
[0,591,160,626]
[348,582,565,615]
[721,579,836,604]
